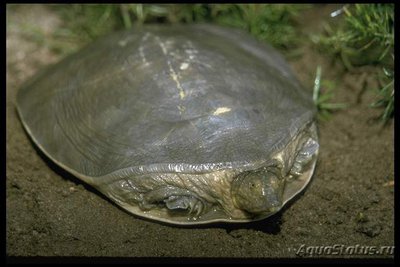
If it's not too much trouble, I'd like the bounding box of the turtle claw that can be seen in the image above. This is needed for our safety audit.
[140,186,207,218]
[187,198,204,218]
[165,195,205,218]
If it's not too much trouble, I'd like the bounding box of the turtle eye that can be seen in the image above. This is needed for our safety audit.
[249,180,262,190]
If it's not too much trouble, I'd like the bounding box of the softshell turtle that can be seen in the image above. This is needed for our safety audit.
[16,24,319,225]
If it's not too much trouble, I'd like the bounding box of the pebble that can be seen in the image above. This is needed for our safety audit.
[10,180,21,190]
[355,212,382,237]
[69,186,78,193]
[356,222,382,237]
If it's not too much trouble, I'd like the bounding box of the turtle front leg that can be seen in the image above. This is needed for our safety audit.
[139,186,207,218]
[290,137,319,177]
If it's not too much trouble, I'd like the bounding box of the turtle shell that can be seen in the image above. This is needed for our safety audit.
[16,24,318,224]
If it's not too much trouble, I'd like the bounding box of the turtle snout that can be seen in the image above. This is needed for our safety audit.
[263,186,283,212]
[231,168,285,214]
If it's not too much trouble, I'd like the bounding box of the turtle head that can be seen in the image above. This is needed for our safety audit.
[231,167,285,215]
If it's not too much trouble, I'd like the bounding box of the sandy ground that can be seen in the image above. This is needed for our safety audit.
[6,5,394,259]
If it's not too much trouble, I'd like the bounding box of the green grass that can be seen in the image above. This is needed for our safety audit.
[48,4,307,54]
[313,4,394,123]
[314,4,393,68]
[370,67,394,123]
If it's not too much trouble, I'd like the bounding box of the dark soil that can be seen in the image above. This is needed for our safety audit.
[6,4,394,258]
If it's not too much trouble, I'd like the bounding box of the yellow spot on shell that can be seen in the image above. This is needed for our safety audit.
[180,62,189,70]
[213,107,231,115]
[170,73,186,99]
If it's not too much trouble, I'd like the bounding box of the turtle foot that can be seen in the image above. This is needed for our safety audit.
[139,186,207,218]
[290,137,319,177]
